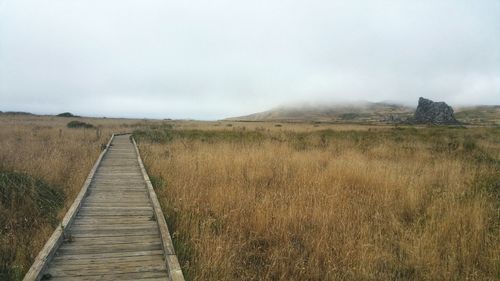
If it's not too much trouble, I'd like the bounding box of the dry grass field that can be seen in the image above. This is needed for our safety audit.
[0,115,155,280]
[135,123,500,281]
[1,116,499,281]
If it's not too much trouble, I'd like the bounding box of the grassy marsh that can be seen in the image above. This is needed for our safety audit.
[136,123,500,281]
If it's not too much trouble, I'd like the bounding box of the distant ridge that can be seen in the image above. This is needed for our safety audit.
[227,102,500,125]
[0,111,34,116]
[227,102,414,123]
[455,105,500,125]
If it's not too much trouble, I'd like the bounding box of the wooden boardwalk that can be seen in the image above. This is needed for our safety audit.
[23,134,183,281]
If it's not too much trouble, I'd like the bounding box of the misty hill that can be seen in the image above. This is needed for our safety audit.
[228,102,415,123]
[455,105,500,125]
[228,102,500,125]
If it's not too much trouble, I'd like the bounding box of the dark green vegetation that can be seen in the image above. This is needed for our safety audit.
[0,170,65,281]
[134,125,266,144]
[57,112,79,118]
[339,113,361,120]
[66,120,94,129]
[0,112,34,116]
[135,124,499,159]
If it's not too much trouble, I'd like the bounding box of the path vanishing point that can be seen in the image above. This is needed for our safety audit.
[23,134,184,281]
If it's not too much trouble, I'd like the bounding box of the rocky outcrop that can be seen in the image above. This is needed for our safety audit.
[413,97,460,125]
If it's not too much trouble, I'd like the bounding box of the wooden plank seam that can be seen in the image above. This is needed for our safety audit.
[132,137,185,281]
[22,134,116,281]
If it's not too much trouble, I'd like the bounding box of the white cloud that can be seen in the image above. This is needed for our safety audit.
[0,0,499,119]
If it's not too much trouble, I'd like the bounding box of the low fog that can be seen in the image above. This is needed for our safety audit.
[0,0,499,119]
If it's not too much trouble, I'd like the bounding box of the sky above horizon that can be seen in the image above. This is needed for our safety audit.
[1,0,499,120]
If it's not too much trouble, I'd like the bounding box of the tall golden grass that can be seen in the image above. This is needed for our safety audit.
[137,125,500,281]
[0,115,150,280]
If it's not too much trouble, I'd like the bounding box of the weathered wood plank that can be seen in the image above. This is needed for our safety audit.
[80,206,152,211]
[82,199,150,204]
[83,197,149,201]
[81,203,150,207]
[65,235,160,246]
[84,194,149,199]
[78,210,153,217]
[57,242,162,255]
[47,258,165,273]
[70,224,158,232]
[70,230,160,238]
[74,216,153,223]
[25,134,183,281]
[47,264,166,277]
[50,254,164,266]
[132,137,185,281]
[52,250,165,261]
[22,135,115,281]
[88,187,146,190]
[48,270,169,281]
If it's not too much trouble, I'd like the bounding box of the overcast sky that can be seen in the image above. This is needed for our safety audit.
[1,0,499,119]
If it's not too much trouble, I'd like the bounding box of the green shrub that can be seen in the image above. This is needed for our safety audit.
[340,113,359,120]
[150,175,167,190]
[463,137,477,152]
[67,121,94,129]
[0,170,65,281]
[134,127,268,144]
[57,112,79,118]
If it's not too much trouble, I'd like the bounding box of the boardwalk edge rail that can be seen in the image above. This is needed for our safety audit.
[132,137,185,281]
[23,134,115,281]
